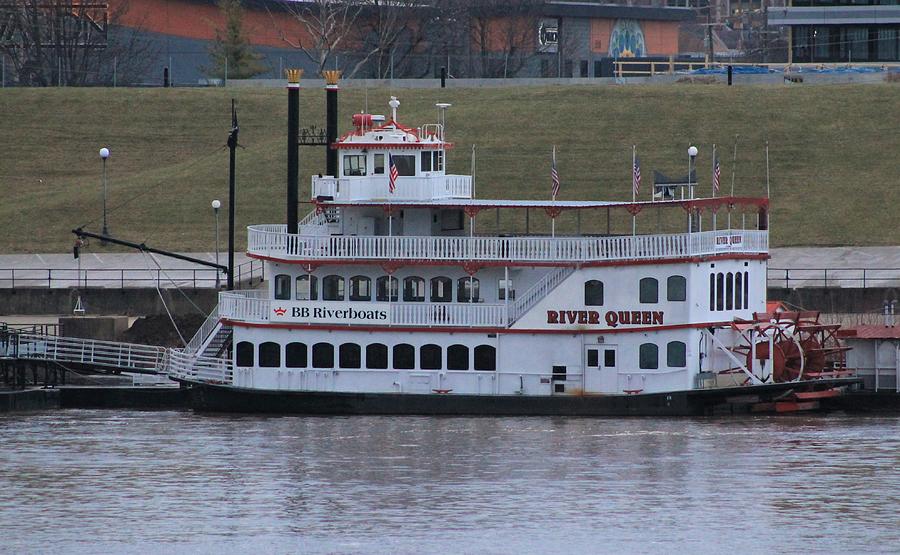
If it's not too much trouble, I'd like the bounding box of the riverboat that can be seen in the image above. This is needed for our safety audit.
[169,75,856,415]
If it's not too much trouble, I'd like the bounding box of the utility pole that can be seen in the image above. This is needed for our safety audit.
[227,100,238,290]
[706,0,715,66]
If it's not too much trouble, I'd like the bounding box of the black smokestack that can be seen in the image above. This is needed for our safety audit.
[286,69,302,232]
[323,70,341,178]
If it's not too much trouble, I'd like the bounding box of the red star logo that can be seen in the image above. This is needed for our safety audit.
[273,307,287,316]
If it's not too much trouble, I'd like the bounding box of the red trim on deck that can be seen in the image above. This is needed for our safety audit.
[222,319,735,335]
[248,252,769,268]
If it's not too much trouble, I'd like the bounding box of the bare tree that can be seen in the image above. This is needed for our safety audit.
[467,0,542,78]
[0,0,156,86]
[345,0,428,79]
[278,0,362,76]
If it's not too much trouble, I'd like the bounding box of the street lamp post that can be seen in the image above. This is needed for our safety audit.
[99,147,110,240]
[212,199,221,288]
[688,145,698,232]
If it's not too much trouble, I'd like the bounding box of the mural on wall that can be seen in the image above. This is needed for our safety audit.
[608,19,646,58]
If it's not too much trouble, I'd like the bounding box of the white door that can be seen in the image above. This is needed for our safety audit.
[584,344,618,393]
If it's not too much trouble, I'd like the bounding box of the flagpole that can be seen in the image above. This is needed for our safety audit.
[729,134,738,229]
[712,143,717,231]
[551,145,556,238]
[631,145,636,236]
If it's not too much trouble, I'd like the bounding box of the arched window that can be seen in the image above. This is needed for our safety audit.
[259,342,281,368]
[735,272,743,310]
[639,343,658,369]
[420,344,442,370]
[716,273,725,311]
[447,344,469,370]
[403,277,425,302]
[726,272,734,310]
[667,341,686,368]
[286,342,307,368]
[236,341,254,367]
[296,275,318,300]
[457,277,480,303]
[274,274,291,300]
[366,343,388,369]
[312,342,334,368]
[339,343,361,369]
[709,273,716,311]
[349,276,371,301]
[584,280,604,306]
[393,344,415,369]
[474,345,497,371]
[430,276,453,302]
[639,277,658,304]
[743,271,749,309]
[323,275,345,301]
[667,275,686,302]
[376,276,398,302]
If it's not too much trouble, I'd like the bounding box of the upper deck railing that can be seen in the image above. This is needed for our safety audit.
[247,227,768,264]
[312,174,472,201]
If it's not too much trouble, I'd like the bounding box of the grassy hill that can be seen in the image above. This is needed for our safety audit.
[0,83,898,254]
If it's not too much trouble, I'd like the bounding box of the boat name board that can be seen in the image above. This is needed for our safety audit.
[272,301,391,324]
[547,310,664,328]
[715,234,744,248]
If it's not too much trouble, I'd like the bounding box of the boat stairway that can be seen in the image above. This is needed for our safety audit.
[508,266,575,324]
[200,325,233,359]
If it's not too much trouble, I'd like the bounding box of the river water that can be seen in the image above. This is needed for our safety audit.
[1,411,898,554]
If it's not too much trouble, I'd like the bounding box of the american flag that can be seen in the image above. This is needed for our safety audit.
[632,155,641,198]
[713,156,721,195]
[550,146,560,200]
[389,154,398,193]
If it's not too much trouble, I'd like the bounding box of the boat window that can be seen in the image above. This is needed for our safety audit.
[312,343,334,368]
[349,275,371,301]
[236,341,254,367]
[743,271,749,309]
[639,343,658,370]
[430,276,452,302]
[366,343,388,369]
[259,342,281,368]
[286,342,307,368]
[393,344,415,369]
[274,274,291,300]
[447,344,469,370]
[726,272,734,310]
[474,345,496,371]
[323,275,345,301]
[420,344,442,370]
[296,275,318,301]
[457,277,480,303]
[376,276,399,302]
[709,273,715,311]
[639,278,658,304]
[499,279,515,301]
[421,151,433,172]
[392,154,416,176]
[667,275,686,302]
[433,150,444,171]
[584,280,604,306]
[343,154,366,176]
[339,343,361,369]
[667,341,686,368]
[735,272,743,310]
[373,153,385,175]
[716,273,724,311]
[403,277,425,302]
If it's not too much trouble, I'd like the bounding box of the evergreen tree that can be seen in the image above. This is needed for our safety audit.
[205,0,266,80]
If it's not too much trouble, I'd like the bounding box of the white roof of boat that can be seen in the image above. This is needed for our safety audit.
[316,196,768,210]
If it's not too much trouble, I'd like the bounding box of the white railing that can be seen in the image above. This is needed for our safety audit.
[219,290,271,322]
[390,302,506,327]
[509,267,575,322]
[14,334,167,374]
[166,348,233,384]
[248,228,768,264]
[185,310,221,353]
[312,174,472,201]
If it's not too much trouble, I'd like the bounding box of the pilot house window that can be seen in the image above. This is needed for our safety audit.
[343,154,366,176]
[373,153,385,174]
[392,155,416,176]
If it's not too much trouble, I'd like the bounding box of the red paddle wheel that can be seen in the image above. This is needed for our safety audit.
[729,311,850,383]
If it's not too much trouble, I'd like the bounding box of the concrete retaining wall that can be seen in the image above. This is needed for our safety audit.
[0,288,218,316]
[769,287,900,313]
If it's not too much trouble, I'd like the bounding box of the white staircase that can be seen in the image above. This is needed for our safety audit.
[508,266,575,324]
